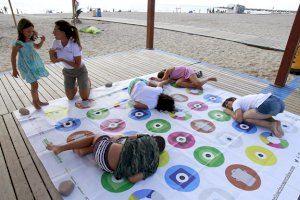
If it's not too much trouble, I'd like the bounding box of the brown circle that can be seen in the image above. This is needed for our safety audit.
[190,119,216,133]
[170,94,189,102]
[67,131,95,142]
[225,164,261,191]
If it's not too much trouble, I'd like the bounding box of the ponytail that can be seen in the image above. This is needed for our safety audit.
[55,20,82,49]
[70,25,82,49]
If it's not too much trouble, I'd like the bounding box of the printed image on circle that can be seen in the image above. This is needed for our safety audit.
[199,188,234,200]
[208,110,231,122]
[170,82,180,88]
[194,146,224,167]
[165,165,200,192]
[129,109,151,121]
[55,118,81,132]
[225,164,261,191]
[146,119,171,133]
[191,119,216,133]
[45,106,68,121]
[232,121,257,134]
[170,94,189,102]
[101,172,134,193]
[168,132,195,149]
[260,132,289,149]
[281,121,298,133]
[100,119,126,133]
[203,94,222,103]
[159,150,170,167]
[245,146,277,166]
[75,99,96,109]
[128,189,165,200]
[186,88,203,95]
[114,99,133,109]
[67,131,95,142]
[187,101,208,111]
[123,130,139,136]
[169,109,192,121]
[87,108,109,120]
[215,132,243,148]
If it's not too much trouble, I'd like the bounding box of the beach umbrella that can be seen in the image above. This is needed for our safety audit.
[7,0,17,27]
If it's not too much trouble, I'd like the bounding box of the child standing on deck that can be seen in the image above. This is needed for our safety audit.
[11,18,49,109]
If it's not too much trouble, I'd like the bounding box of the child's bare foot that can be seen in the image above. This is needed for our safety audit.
[38,101,49,106]
[271,121,284,138]
[46,144,62,155]
[208,77,217,82]
[33,101,41,110]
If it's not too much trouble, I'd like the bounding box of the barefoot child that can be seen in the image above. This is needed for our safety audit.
[47,134,165,183]
[222,93,285,138]
[11,18,49,109]
[154,66,217,90]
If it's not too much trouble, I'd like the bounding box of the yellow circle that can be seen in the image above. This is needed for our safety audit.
[245,146,277,166]
[158,150,169,167]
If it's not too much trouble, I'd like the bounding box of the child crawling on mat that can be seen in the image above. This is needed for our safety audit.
[46,133,165,183]
[150,66,217,90]
[222,93,285,138]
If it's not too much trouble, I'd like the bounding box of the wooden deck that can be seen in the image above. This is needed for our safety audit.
[0,49,299,200]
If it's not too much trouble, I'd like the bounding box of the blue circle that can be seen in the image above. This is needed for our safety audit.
[203,94,222,103]
[129,109,151,121]
[129,189,165,199]
[123,130,139,136]
[55,118,81,132]
[165,165,200,192]
[232,121,257,134]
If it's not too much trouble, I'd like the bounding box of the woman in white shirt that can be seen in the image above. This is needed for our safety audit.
[49,20,90,100]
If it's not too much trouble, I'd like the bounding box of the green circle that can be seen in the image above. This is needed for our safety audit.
[87,108,109,120]
[194,146,225,167]
[146,119,171,133]
[208,110,231,122]
[170,82,179,88]
[158,150,169,167]
[101,172,134,193]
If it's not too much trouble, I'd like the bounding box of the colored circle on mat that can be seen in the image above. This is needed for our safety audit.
[260,132,288,149]
[208,110,231,122]
[169,109,192,121]
[128,189,165,200]
[129,109,151,121]
[55,118,81,132]
[215,132,243,148]
[159,150,170,168]
[168,132,195,149]
[232,121,257,134]
[67,131,95,142]
[199,188,234,200]
[170,82,180,88]
[245,146,277,166]
[114,99,133,109]
[170,94,189,102]
[187,101,208,111]
[165,165,200,192]
[146,119,171,133]
[186,88,203,95]
[281,121,298,133]
[123,130,139,136]
[194,146,224,167]
[100,119,126,133]
[75,99,96,109]
[225,164,261,191]
[101,172,134,193]
[87,108,109,120]
[191,119,216,133]
[45,106,68,120]
[203,94,222,103]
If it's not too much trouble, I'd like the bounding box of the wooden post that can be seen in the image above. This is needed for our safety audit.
[7,0,17,27]
[72,0,76,26]
[274,4,300,87]
[146,0,155,49]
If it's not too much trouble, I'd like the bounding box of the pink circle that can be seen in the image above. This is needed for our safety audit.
[188,101,208,111]
[168,132,195,149]
[100,119,126,133]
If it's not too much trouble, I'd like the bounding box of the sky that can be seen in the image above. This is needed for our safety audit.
[0,0,298,14]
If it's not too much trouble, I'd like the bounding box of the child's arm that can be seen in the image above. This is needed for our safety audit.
[34,35,45,49]
[59,56,82,68]
[128,173,144,183]
[133,101,148,109]
[11,46,20,78]
[157,79,170,88]
[161,67,174,81]
[224,108,243,123]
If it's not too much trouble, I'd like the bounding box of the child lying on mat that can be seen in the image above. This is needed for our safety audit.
[222,93,285,138]
[150,66,217,90]
[128,78,175,112]
[47,133,165,183]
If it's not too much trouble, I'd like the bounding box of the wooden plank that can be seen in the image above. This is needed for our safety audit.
[0,116,33,200]
[0,80,11,115]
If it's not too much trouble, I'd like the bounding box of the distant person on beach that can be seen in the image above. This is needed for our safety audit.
[151,66,217,90]
[49,20,90,101]
[3,6,7,14]
[11,18,49,109]
[222,93,285,138]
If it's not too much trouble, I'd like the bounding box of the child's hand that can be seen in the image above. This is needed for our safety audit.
[12,70,19,78]
[40,35,46,42]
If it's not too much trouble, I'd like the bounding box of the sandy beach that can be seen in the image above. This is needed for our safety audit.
[0,12,296,82]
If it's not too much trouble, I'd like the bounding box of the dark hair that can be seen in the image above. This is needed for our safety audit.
[55,20,82,48]
[17,18,35,42]
[222,97,237,110]
[156,93,175,112]
[157,69,166,79]
[153,136,165,153]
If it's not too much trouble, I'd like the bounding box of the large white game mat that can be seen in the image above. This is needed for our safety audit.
[14,75,300,200]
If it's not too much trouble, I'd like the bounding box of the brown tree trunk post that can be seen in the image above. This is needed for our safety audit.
[274,4,300,87]
[7,0,17,27]
[146,0,155,49]
[72,0,76,26]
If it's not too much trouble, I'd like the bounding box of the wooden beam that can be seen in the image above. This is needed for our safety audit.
[274,4,300,87]
[146,0,155,49]
[7,0,17,27]
[72,0,76,26]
